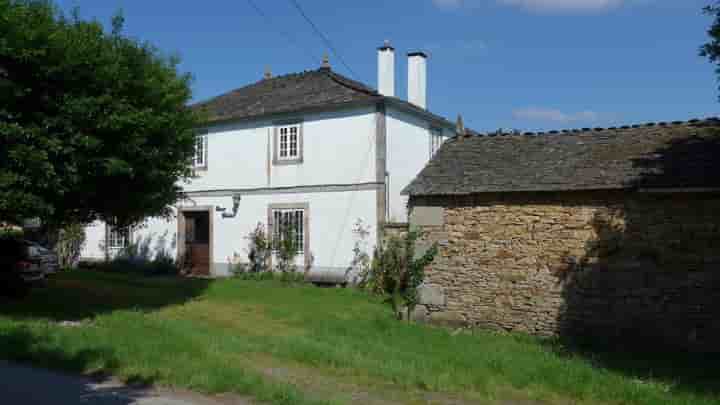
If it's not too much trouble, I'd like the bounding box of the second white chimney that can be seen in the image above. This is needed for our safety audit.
[407,51,427,109]
[377,41,395,97]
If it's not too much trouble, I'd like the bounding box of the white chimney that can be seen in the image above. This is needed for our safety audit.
[377,40,395,97]
[407,51,427,109]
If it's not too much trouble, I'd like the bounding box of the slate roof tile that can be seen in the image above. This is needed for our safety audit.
[403,120,720,196]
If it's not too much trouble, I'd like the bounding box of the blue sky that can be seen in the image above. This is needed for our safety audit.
[57,0,719,132]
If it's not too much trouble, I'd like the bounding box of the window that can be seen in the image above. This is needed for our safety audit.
[193,131,208,168]
[430,128,444,158]
[274,123,303,164]
[279,124,299,160]
[108,225,131,249]
[271,208,305,254]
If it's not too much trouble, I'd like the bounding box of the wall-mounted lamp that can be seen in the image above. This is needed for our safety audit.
[220,194,241,218]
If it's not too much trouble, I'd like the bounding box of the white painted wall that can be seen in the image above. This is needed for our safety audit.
[186,106,376,193]
[80,100,454,279]
[385,106,451,222]
[197,189,377,277]
[81,105,380,280]
[82,220,106,260]
[81,216,178,262]
[81,190,376,280]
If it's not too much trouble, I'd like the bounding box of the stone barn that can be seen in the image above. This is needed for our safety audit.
[402,119,720,352]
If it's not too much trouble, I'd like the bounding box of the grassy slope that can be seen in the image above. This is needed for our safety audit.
[0,271,716,405]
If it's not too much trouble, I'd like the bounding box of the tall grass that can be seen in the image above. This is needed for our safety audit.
[0,271,716,405]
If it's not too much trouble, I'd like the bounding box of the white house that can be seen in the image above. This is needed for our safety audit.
[81,43,457,280]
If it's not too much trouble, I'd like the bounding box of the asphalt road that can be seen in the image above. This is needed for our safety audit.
[0,361,251,405]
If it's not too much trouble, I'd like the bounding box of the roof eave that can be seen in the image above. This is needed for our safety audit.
[195,98,383,128]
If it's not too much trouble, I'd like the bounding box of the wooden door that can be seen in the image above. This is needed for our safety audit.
[183,211,211,276]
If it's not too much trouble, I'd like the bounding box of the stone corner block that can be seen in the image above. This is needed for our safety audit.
[409,206,444,227]
[418,283,446,306]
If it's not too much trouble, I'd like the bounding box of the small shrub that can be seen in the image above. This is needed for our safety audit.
[55,223,86,268]
[246,222,271,273]
[362,229,437,320]
[102,233,179,276]
[346,219,371,285]
[274,221,300,274]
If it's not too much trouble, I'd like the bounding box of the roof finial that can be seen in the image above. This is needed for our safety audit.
[456,114,466,137]
[321,53,330,69]
[263,66,272,80]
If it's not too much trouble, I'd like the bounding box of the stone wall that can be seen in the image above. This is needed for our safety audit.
[409,191,720,352]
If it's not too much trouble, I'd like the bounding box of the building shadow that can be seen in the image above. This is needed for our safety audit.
[0,270,211,321]
[0,327,158,404]
[551,124,720,397]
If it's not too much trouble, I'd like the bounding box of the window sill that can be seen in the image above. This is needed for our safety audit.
[273,159,303,166]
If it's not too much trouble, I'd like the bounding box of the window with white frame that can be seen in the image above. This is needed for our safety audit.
[107,225,131,249]
[193,131,208,168]
[272,208,305,254]
[430,128,444,158]
[277,124,301,161]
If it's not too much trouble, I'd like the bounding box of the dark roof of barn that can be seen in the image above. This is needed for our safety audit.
[192,67,458,128]
[403,119,720,196]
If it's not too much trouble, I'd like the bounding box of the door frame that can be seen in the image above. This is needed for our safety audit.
[177,205,214,275]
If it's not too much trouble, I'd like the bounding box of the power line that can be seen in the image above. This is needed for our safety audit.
[287,0,359,79]
[244,0,321,66]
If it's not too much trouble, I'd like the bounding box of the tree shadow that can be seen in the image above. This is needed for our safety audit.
[0,327,158,404]
[0,269,211,321]
[551,124,720,397]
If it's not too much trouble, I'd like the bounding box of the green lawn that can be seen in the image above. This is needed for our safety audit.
[0,271,716,405]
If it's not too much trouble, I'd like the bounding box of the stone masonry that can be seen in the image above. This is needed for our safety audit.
[408,191,720,352]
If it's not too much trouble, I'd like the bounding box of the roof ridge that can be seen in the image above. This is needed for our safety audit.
[325,70,380,96]
[472,117,720,138]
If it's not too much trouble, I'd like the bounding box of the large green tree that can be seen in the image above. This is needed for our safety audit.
[0,1,199,229]
[702,2,720,96]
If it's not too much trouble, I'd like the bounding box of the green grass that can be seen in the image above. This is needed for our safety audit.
[0,270,717,405]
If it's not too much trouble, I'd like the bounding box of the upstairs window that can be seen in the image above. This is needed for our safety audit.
[430,128,444,158]
[274,122,303,165]
[279,124,299,160]
[193,130,208,168]
[271,208,305,254]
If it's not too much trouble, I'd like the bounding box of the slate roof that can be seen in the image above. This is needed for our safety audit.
[192,67,457,127]
[403,119,720,196]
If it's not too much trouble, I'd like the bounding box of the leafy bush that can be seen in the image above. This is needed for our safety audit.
[274,222,300,274]
[346,219,371,284]
[361,229,438,320]
[246,222,271,273]
[55,223,86,268]
[99,232,179,276]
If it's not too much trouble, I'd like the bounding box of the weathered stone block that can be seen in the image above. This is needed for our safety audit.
[410,206,444,227]
[428,311,466,328]
[418,283,446,306]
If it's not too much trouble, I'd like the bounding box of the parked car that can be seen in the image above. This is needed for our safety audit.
[0,238,57,298]
[24,240,60,276]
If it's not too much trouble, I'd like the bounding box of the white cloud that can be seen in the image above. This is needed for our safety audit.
[512,107,599,123]
[498,0,623,13]
[432,0,627,13]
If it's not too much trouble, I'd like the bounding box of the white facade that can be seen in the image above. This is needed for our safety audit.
[81,102,449,279]
[81,47,455,280]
